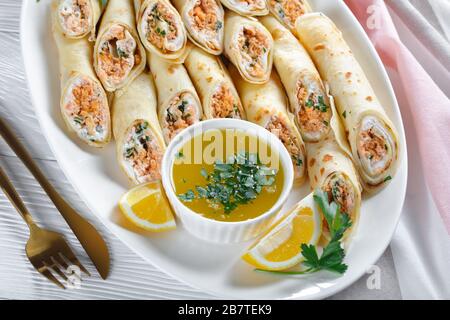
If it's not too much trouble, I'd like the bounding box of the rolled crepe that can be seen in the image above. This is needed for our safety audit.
[306,137,361,244]
[94,0,145,93]
[52,1,111,148]
[185,46,245,119]
[148,53,203,144]
[296,13,400,193]
[220,0,268,16]
[306,87,361,243]
[261,15,331,143]
[224,11,274,84]
[172,0,225,55]
[53,0,103,40]
[230,66,307,183]
[134,0,188,60]
[112,73,166,184]
[266,0,312,32]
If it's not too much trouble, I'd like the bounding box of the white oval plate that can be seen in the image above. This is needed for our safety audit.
[21,0,407,299]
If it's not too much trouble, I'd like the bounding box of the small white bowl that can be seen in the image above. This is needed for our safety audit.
[161,119,294,243]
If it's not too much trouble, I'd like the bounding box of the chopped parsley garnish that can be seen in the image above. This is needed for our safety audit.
[156,27,166,37]
[166,108,176,123]
[175,151,184,159]
[215,21,223,31]
[125,147,135,158]
[177,152,278,214]
[256,189,352,276]
[293,156,303,167]
[117,47,129,59]
[178,100,188,113]
[178,189,195,202]
[342,110,347,119]
[306,95,329,113]
[135,121,149,135]
[73,116,83,125]
[384,176,392,183]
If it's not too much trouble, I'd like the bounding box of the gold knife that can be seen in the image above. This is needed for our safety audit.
[0,117,110,279]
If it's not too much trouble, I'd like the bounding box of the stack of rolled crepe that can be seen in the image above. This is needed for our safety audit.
[296,13,400,194]
[52,0,111,148]
[262,15,361,242]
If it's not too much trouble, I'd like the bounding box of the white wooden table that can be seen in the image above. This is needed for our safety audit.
[0,0,402,300]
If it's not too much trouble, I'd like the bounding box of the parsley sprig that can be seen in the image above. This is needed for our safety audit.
[178,152,278,214]
[256,189,352,276]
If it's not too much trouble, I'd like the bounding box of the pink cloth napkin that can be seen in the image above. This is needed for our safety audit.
[345,0,450,234]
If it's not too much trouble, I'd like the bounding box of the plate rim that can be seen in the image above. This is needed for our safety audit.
[19,0,408,300]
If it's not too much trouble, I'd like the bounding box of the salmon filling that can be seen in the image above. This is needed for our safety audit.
[58,0,91,36]
[124,121,164,183]
[163,93,199,143]
[357,116,394,178]
[323,173,355,215]
[210,84,242,119]
[266,115,304,173]
[63,76,108,142]
[269,0,308,29]
[143,2,184,53]
[229,0,267,12]
[98,25,140,87]
[296,80,331,141]
[187,0,223,51]
[237,26,270,78]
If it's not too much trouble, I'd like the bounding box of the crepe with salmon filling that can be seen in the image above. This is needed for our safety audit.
[113,73,166,184]
[220,0,268,16]
[261,16,331,143]
[134,0,187,60]
[296,13,400,193]
[52,1,111,148]
[54,0,103,40]
[306,137,361,244]
[148,53,203,144]
[230,66,306,183]
[172,0,224,55]
[303,84,361,243]
[266,0,312,32]
[94,0,146,93]
[224,11,274,84]
[185,46,245,119]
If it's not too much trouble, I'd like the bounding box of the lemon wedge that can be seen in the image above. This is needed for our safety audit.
[119,181,176,232]
[242,193,322,271]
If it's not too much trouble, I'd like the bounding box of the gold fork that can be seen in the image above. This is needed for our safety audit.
[0,117,109,279]
[0,164,90,289]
